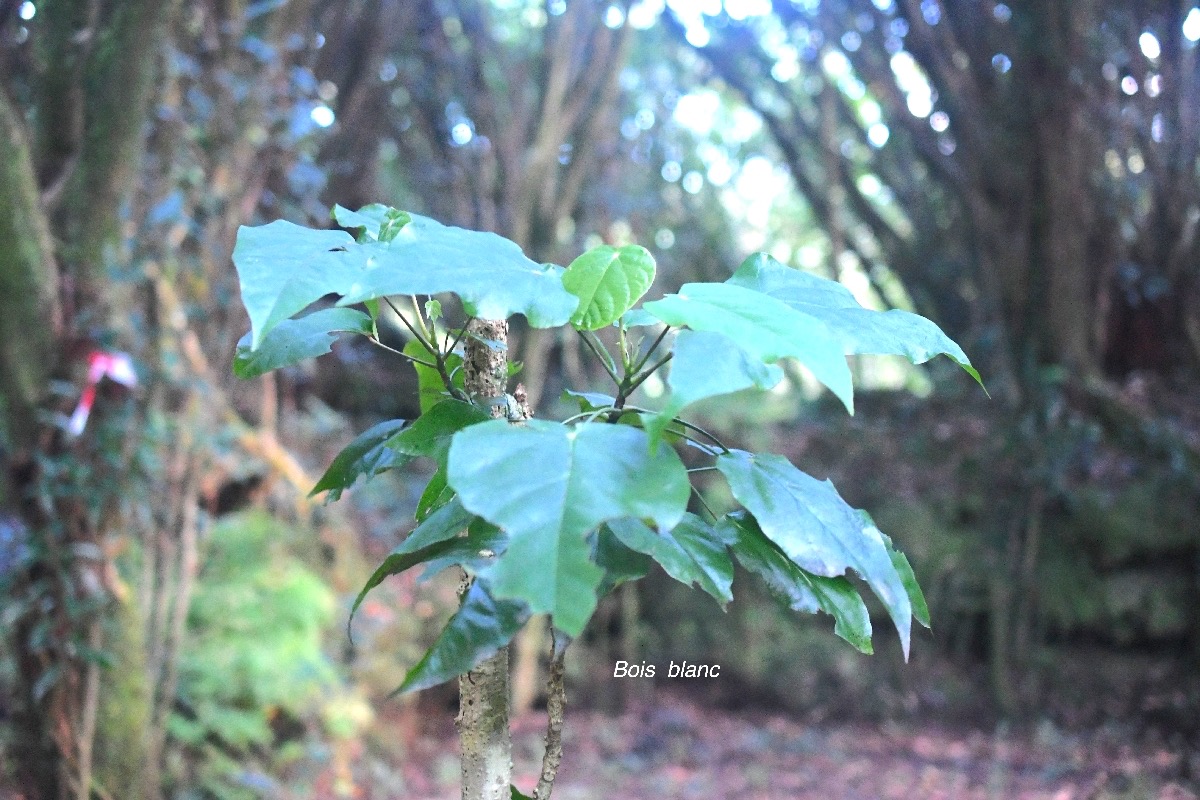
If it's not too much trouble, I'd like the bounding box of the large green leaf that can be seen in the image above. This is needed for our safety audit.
[727,253,862,309]
[310,419,412,502]
[233,307,372,379]
[607,514,733,606]
[233,209,578,351]
[563,244,656,330]
[720,511,872,653]
[330,208,577,328]
[642,282,854,412]
[715,449,915,658]
[728,254,982,385]
[446,420,690,636]
[396,580,530,694]
[647,329,784,445]
[233,222,355,349]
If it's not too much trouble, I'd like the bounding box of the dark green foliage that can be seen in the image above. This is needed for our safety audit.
[608,515,734,606]
[396,581,530,694]
[310,419,413,502]
[721,511,872,653]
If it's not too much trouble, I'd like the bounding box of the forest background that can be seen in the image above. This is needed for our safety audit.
[0,0,1197,798]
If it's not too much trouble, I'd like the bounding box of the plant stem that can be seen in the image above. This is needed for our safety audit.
[562,407,618,426]
[447,315,475,355]
[533,630,570,800]
[434,346,470,403]
[384,296,434,352]
[630,325,671,375]
[411,295,430,339]
[578,329,621,386]
[367,336,436,367]
[620,404,731,453]
[691,486,718,522]
[458,318,514,800]
[618,324,630,373]
[623,353,672,397]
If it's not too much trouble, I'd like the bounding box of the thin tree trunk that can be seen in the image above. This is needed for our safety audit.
[458,318,515,800]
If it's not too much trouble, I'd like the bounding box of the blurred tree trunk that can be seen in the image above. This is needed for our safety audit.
[0,2,178,797]
[0,69,64,799]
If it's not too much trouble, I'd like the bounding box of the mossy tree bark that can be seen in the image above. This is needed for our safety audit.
[0,2,179,798]
[0,88,60,457]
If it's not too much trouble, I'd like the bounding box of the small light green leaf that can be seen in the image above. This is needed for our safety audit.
[310,418,412,502]
[563,245,656,331]
[233,307,372,379]
[349,498,474,628]
[608,514,733,606]
[378,208,411,242]
[646,330,783,446]
[424,298,442,322]
[720,511,872,653]
[396,580,530,694]
[404,338,465,413]
[642,282,854,413]
[447,420,690,636]
[716,449,915,659]
[332,203,412,242]
[729,253,983,387]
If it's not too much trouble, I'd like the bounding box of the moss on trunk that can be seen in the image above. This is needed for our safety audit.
[0,89,60,454]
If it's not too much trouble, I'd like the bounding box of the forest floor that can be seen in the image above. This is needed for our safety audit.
[339,689,1200,800]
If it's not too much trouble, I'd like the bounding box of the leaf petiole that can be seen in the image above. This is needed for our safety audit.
[384,296,436,354]
[578,329,621,386]
[368,336,436,367]
[629,325,672,376]
[622,352,673,397]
